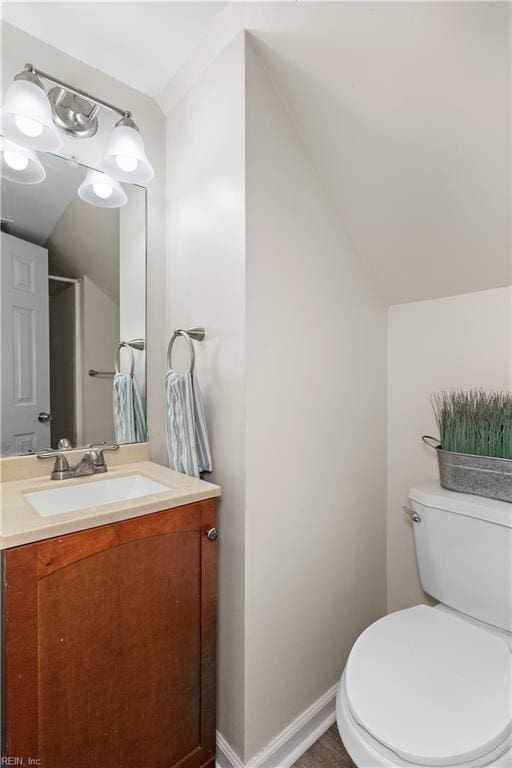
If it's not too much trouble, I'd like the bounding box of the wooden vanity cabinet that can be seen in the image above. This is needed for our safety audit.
[2,498,217,768]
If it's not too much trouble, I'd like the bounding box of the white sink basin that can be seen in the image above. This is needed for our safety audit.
[24,474,169,517]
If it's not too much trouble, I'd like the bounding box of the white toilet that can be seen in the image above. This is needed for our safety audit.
[337,483,512,768]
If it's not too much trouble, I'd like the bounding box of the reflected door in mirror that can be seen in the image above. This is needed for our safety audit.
[1,233,50,455]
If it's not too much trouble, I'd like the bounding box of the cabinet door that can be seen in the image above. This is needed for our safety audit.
[2,499,217,768]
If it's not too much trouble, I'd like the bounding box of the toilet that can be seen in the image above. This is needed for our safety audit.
[336,483,512,768]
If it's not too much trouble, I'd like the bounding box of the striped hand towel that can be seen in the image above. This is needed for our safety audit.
[113,373,147,444]
[165,369,212,478]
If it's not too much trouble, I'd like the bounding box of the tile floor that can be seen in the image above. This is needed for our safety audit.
[292,725,356,767]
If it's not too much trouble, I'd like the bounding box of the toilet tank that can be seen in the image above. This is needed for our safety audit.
[409,484,512,632]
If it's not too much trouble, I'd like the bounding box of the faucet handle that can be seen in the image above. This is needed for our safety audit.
[87,442,119,452]
[37,451,70,479]
[86,443,119,471]
[37,449,69,465]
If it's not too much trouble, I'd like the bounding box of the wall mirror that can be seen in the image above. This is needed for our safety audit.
[1,150,147,456]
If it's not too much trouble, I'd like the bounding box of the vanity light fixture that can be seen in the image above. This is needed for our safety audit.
[101,115,154,183]
[78,168,127,208]
[1,64,154,183]
[0,137,46,184]
[1,67,62,151]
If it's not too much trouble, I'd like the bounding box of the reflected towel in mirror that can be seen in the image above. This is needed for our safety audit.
[113,373,147,444]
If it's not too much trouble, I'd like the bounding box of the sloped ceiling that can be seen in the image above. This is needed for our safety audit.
[1,153,85,245]
[0,1,227,97]
[160,2,511,305]
[2,3,509,304]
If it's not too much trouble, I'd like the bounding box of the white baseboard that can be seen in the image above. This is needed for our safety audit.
[217,733,245,768]
[216,683,338,768]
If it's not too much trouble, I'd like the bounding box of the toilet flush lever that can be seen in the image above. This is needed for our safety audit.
[403,505,422,523]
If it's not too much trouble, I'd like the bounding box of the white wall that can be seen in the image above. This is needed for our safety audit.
[165,33,247,756]
[80,275,119,447]
[47,195,120,305]
[159,3,511,306]
[164,31,388,763]
[243,40,388,761]
[1,22,166,460]
[387,287,512,612]
[49,282,76,446]
[120,185,147,402]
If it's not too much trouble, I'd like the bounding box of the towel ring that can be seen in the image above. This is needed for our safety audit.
[115,342,135,376]
[167,330,195,374]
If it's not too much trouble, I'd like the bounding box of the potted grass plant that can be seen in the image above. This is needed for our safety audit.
[423,389,512,503]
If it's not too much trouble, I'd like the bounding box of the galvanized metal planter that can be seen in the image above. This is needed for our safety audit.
[422,436,512,503]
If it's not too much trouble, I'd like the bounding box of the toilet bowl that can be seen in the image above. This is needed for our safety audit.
[336,606,512,768]
[336,485,512,768]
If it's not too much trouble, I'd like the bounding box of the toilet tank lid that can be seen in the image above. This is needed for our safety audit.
[409,483,512,529]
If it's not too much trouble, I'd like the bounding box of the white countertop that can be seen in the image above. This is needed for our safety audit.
[0,460,220,549]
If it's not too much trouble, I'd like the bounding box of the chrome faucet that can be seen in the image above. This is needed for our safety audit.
[37,443,119,481]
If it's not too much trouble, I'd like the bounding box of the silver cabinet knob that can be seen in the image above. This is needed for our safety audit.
[206,528,218,542]
[38,411,52,423]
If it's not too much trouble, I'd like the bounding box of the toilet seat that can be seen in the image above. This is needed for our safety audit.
[343,606,512,768]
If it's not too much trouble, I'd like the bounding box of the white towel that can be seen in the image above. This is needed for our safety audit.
[165,369,212,478]
[113,373,147,444]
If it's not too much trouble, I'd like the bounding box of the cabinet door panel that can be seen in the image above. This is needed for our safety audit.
[3,500,217,768]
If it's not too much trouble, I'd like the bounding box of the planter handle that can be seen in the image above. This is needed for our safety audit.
[422,435,441,450]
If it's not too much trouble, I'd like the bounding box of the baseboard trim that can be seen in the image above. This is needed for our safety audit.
[216,683,338,768]
[217,732,245,768]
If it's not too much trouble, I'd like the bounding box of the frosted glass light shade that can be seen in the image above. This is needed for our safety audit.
[101,124,154,183]
[78,169,127,208]
[1,78,62,152]
[0,137,46,184]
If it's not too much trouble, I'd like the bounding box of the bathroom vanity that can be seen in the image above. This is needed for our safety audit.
[1,449,220,768]
[0,37,223,767]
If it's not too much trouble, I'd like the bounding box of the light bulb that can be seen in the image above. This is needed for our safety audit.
[14,114,44,138]
[101,118,153,183]
[116,154,138,173]
[4,150,29,171]
[0,139,45,184]
[79,169,126,207]
[92,182,113,199]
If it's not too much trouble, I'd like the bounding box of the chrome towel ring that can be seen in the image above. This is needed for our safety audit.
[167,327,205,375]
[115,341,135,376]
